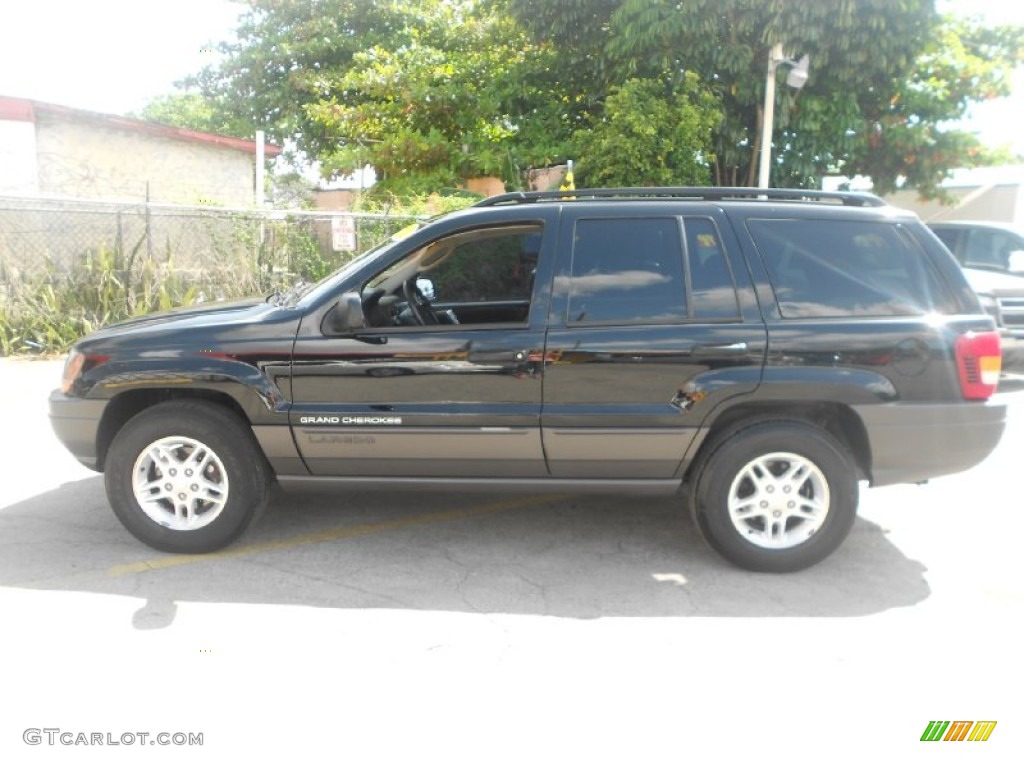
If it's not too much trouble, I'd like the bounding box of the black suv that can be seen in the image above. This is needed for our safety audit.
[50,188,1007,572]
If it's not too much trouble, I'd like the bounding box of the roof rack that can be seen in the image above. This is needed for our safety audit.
[472,187,887,208]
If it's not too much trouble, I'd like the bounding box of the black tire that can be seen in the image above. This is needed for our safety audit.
[104,400,270,554]
[692,421,858,572]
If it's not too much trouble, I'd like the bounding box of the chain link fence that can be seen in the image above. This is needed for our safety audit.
[0,195,421,292]
[0,196,423,354]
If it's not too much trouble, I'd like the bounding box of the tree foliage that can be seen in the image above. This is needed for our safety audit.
[576,75,720,187]
[303,2,552,193]
[605,0,1024,193]
[135,93,251,138]
[178,0,1024,197]
[845,16,1024,197]
[184,0,412,157]
[182,0,570,194]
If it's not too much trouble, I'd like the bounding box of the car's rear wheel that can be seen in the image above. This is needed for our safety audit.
[104,400,270,553]
[692,421,858,572]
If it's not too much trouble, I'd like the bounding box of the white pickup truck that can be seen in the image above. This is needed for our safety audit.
[929,221,1024,373]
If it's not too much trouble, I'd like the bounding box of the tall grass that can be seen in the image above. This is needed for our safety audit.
[0,244,201,355]
[0,201,432,356]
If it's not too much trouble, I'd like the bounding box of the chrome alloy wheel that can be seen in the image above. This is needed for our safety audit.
[131,436,229,531]
[727,452,830,549]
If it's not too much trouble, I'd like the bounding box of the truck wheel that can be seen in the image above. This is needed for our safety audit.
[692,421,858,572]
[104,400,270,554]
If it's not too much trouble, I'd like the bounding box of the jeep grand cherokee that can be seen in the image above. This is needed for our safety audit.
[50,188,1006,572]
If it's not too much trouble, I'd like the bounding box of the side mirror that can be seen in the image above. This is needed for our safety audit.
[1008,250,1024,276]
[321,291,367,335]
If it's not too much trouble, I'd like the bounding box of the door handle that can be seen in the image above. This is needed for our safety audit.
[354,334,389,345]
[691,342,749,356]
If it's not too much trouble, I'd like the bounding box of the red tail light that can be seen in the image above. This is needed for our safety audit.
[955,331,1001,400]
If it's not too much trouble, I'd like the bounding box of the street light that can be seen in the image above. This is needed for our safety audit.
[758,44,810,189]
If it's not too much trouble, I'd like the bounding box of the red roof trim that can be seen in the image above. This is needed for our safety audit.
[0,97,35,122]
[0,96,280,156]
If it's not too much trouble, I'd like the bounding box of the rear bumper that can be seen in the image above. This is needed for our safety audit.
[49,390,107,471]
[852,401,1006,486]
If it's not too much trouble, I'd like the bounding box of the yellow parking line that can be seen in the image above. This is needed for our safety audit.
[108,494,567,577]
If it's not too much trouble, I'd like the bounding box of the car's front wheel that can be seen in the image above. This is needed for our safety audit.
[691,421,858,572]
[104,400,270,553]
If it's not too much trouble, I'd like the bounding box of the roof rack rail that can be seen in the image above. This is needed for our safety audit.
[473,187,887,208]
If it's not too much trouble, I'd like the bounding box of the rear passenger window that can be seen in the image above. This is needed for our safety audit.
[568,218,687,326]
[747,218,958,318]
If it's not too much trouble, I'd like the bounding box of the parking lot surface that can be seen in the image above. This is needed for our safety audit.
[1,358,1021,766]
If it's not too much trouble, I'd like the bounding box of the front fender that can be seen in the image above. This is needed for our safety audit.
[80,356,304,476]
[83,356,292,423]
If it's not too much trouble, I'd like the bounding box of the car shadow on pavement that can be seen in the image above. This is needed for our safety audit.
[0,476,928,620]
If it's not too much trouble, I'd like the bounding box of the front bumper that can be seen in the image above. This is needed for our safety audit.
[49,390,107,471]
[852,401,1006,486]
[998,330,1024,373]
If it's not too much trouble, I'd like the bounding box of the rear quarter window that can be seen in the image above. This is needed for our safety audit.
[747,218,959,318]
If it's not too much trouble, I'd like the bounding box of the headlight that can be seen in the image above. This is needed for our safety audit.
[60,349,108,395]
[60,349,85,394]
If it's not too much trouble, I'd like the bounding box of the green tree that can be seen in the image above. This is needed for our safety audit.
[842,16,1024,197]
[607,0,1024,193]
[576,74,721,187]
[303,4,545,193]
[494,0,621,124]
[187,0,1024,198]
[188,0,564,194]
[135,92,251,137]
[183,1,415,158]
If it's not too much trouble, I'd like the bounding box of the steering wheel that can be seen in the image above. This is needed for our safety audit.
[402,277,441,325]
[361,287,388,326]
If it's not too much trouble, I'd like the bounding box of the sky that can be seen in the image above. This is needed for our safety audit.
[1,0,1023,154]
[1,0,244,115]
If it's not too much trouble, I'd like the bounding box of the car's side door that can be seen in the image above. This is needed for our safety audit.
[540,203,766,478]
[288,210,557,477]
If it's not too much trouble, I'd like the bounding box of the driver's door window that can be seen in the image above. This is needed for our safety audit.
[363,225,542,328]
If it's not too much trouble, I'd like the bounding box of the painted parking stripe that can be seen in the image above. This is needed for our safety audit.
[108,495,567,577]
